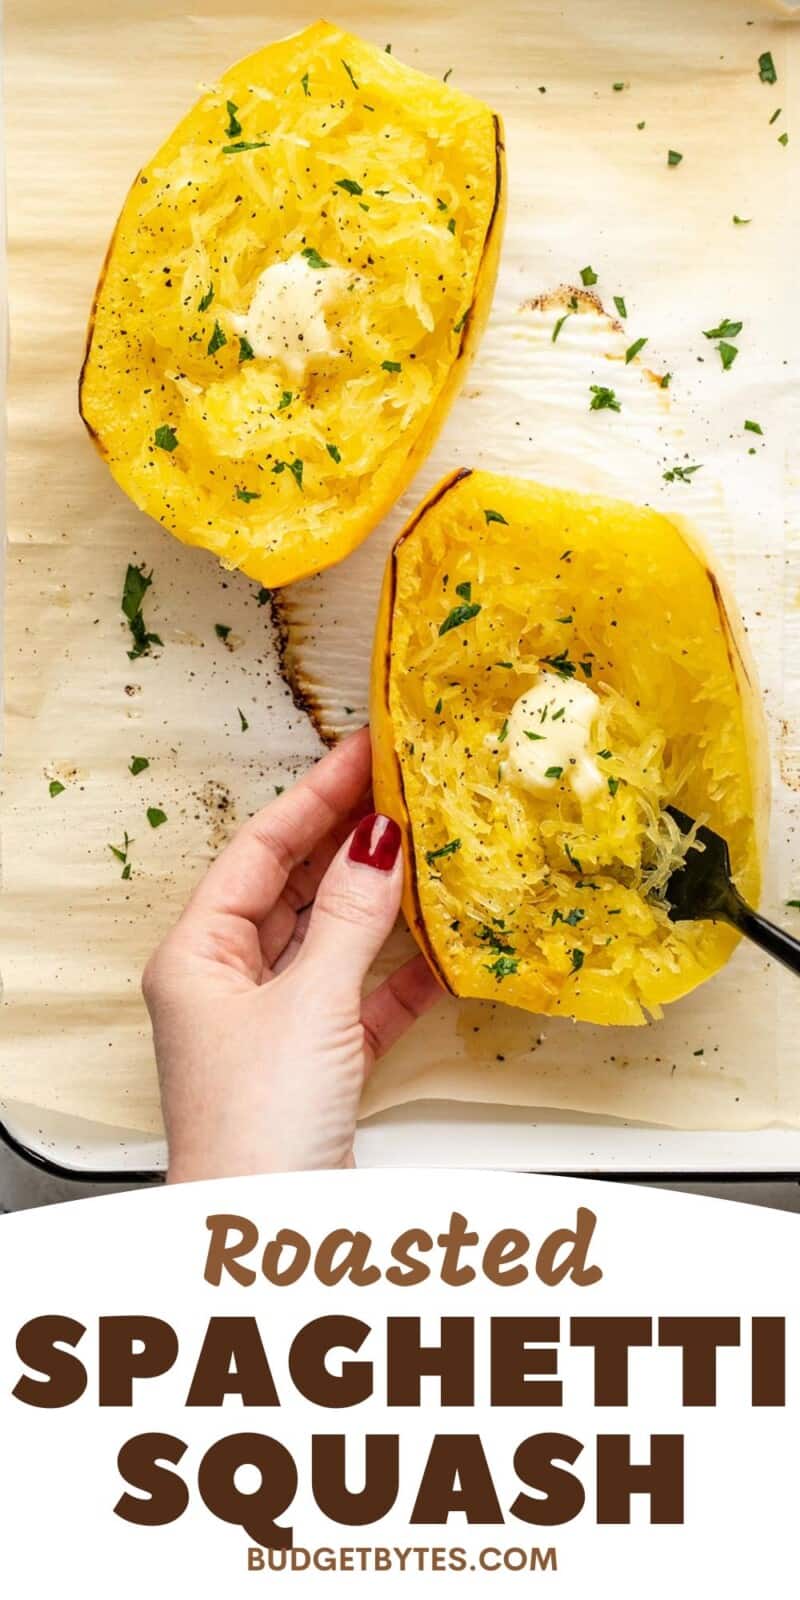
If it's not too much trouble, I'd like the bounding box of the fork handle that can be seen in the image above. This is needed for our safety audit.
[723,894,800,977]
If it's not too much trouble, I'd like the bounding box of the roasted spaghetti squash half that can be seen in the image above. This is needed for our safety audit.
[79,22,504,588]
[371,470,768,1026]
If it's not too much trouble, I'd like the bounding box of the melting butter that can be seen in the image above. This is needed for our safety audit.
[232,252,348,381]
[503,677,604,801]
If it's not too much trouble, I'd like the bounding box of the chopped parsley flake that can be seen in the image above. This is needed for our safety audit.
[447,216,456,234]
[703,317,742,340]
[198,283,214,312]
[556,614,573,624]
[541,649,576,677]
[215,623,230,640]
[48,779,65,798]
[301,71,310,96]
[733,215,752,225]
[435,698,443,715]
[589,384,621,411]
[129,757,150,775]
[778,132,789,147]
[637,120,646,129]
[498,719,509,742]
[613,81,625,91]
[545,766,563,780]
[341,58,359,90]
[718,340,739,371]
[426,838,462,865]
[552,310,573,343]
[238,336,255,363]
[223,140,268,154]
[439,601,481,636]
[455,580,472,601]
[272,458,304,489]
[153,424,178,452]
[787,900,800,910]
[608,776,621,796]
[483,508,508,525]
[335,177,364,195]
[301,246,331,270]
[225,100,242,139]
[381,359,402,372]
[257,587,271,606]
[486,953,518,981]
[207,320,227,356]
[565,842,583,873]
[580,265,598,286]
[122,563,163,660]
[769,107,781,125]
[326,443,342,462]
[597,748,612,760]
[453,310,469,334]
[443,67,453,82]
[109,832,131,868]
[570,948,585,972]
[667,149,683,166]
[238,708,249,732]
[625,336,648,363]
[277,390,293,410]
[614,295,628,318]
[524,730,545,741]
[663,463,702,483]
[744,420,763,435]
[235,487,261,502]
[758,50,777,85]
[147,807,167,829]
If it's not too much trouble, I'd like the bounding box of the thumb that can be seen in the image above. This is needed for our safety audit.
[298,812,404,995]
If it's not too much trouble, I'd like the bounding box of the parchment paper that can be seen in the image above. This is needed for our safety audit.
[2,0,798,1141]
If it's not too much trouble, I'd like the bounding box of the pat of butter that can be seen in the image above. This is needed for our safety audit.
[503,677,605,802]
[232,252,348,381]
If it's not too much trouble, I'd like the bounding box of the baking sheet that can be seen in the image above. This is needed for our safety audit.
[2,0,798,1145]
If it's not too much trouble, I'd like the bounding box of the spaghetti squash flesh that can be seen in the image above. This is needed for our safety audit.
[372,472,763,1026]
[79,23,503,587]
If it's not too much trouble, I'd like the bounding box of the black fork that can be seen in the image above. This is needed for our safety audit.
[664,806,800,977]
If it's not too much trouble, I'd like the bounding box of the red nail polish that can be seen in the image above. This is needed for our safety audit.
[348,812,401,872]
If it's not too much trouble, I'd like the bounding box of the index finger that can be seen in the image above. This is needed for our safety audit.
[185,726,372,926]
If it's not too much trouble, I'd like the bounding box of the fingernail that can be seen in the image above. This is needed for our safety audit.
[347,812,401,872]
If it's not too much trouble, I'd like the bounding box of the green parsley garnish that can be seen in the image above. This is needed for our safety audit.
[551,706,566,721]
[787,900,800,910]
[109,832,132,873]
[277,390,293,411]
[272,458,304,489]
[744,420,763,435]
[637,120,645,129]
[453,310,469,334]
[778,132,789,147]
[225,100,242,139]
[552,310,573,343]
[553,907,585,927]
[580,265,598,285]
[301,71,310,96]
[335,177,364,195]
[556,614,573,623]
[625,336,648,363]
[545,766,564,780]
[498,719,509,742]
[341,59,359,89]
[455,580,472,601]
[541,649,575,677]
[153,424,178,452]
[147,807,167,829]
[565,842,583,873]
[769,108,781,125]
[435,698,443,715]
[215,623,230,640]
[207,320,227,356]
[381,359,402,372]
[237,708,249,732]
[597,748,612,759]
[257,587,271,606]
[235,487,261,502]
[447,217,456,234]
[198,283,214,312]
[122,563,163,660]
[589,385,621,411]
[607,776,621,796]
[524,730,545,741]
[238,336,255,363]
[613,81,625,92]
[718,341,738,371]
[733,215,752,225]
[486,953,518,981]
[483,508,508,525]
[223,140,268,154]
[703,318,742,340]
[129,757,150,776]
[570,948,585,972]
[439,602,481,636]
[667,149,683,166]
[660,372,672,388]
[663,463,702,483]
[758,51,777,85]
[301,246,331,270]
[326,443,342,462]
[614,295,628,318]
[443,67,453,82]
[48,779,65,798]
[426,838,462,865]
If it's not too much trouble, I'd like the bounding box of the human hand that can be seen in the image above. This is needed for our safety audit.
[143,728,441,1180]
